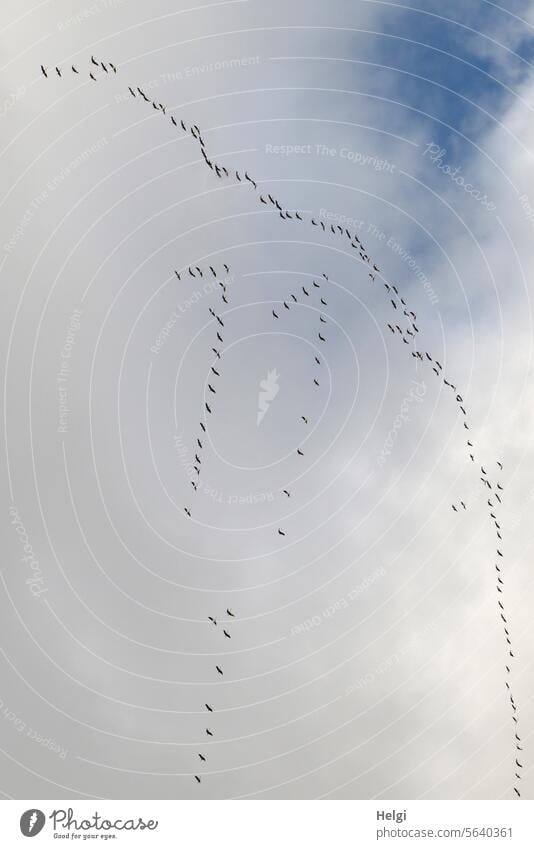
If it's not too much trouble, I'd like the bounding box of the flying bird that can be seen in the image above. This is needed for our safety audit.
[318,333,325,341]
[283,490,290,497]
[208,616,217,625]
[278,528,286,536]
[198,754,206,761]
[71,65,79,74]
[206,729,213,736]
[297,449,304,456]
[226,609,234,617]
[55,67,62,76]
[41,65,48,77]
[195,775,201,783]
[205,704,213,712]
[184,507,191,517]
[205,403,212,413]
[223,630,231,638]
[216,666,223,675]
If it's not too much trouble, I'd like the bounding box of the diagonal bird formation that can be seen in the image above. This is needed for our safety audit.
[178,262,231,503]
[272,272,330,538]
[193,607,235,784]
[41,60,524,798]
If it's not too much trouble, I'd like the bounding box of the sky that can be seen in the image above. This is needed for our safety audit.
[2,0,534,800]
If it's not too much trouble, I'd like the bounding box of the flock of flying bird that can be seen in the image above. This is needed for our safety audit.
[181,259,233,783]
[40,55,524,798]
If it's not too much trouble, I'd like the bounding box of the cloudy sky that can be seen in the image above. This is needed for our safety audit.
[2,0,534,800]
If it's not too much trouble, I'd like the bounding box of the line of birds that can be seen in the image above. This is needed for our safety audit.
[41,55,116,81]
[193,607,235,783]
[182,263,231,506]
[41,59,524,799]
[180,264,234,785]
[273,272,330,538]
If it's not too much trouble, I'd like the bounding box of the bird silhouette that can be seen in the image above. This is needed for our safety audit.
[216,666,223,675]
[208,616,217,625]
[278,528,286,536]
[272,310,279,319]
[184,507,191,517]
[71,65,78,74]
[205,704,213,712]
[226,609,235,617]
[198,754,206,762]
[297,449,304,456]
[206,729,213,736]
[205,403,212,413]
[41,65,48,77]
[223,630,231,638]
[318,333,325,342]
[195,775,201,783]
[283,490,290,497]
